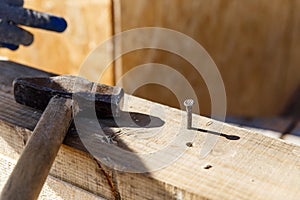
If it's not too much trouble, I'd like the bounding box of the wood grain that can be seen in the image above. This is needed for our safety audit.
[0,97,73,200]
[1,90,300,199]
[114,0,300,116]
[0,154,105,200]
[0,61,300,199]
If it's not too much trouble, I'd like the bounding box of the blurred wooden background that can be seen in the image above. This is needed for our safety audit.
[0,0,299,117]
[0,0,114,85]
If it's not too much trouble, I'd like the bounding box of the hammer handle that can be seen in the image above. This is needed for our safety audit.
[0,96,72,200]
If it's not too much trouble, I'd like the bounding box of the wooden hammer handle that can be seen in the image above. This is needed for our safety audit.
[1,96,73,200]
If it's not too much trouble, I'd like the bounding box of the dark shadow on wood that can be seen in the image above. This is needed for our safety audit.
[97,111,165,128]
[191,127,240,140]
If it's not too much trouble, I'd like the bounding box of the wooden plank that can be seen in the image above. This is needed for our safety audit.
[282,121,300,146]
[0,0,114,85]
[226,116,293,138]
[114,0,295,116]
[0,154,105,200]
[1,61,300,199]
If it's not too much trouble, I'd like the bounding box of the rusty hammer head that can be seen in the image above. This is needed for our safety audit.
[13,75,124,118]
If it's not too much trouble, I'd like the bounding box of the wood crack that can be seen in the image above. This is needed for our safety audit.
[94,158,121,200]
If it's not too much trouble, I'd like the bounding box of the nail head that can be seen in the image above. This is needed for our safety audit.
[184,99,194,107]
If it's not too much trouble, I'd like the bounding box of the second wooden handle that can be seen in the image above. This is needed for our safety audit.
[0,96,73,200]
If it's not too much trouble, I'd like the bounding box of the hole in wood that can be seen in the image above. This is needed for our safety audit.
[204,165,212,170]
[186,142,193,147]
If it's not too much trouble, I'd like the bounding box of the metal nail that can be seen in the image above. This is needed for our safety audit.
[184,99,194,129]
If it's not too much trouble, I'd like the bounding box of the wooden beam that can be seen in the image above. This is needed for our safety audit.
[1,61,300,199]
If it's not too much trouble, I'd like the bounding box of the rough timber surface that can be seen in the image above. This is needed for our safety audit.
[0,61,300,200]
[0,154,104,200]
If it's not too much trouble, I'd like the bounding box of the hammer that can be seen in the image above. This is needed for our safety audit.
[0,75,124,200]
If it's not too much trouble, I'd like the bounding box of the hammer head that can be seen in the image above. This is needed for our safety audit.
[13,75,124,118]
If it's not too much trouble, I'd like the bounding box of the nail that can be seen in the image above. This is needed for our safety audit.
[184,99,194,129]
